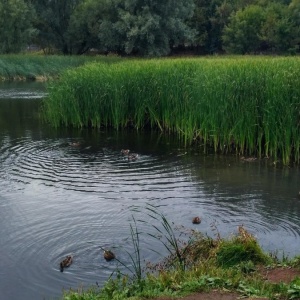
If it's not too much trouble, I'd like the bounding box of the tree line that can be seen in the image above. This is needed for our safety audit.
[0,0,299,56]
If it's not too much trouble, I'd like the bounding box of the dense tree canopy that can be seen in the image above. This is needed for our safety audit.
[99,0,196,56]
[0,0,35,54]
[1,0,299,55]
[223,5,266,54]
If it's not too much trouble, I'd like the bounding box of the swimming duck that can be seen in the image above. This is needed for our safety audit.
[192,217,201,224]
[70,142,80,147]
[240,156,257,162]
[103,250,115,261]
[121,149,130,155]
[60,255,73,272]
[128,153,139,161]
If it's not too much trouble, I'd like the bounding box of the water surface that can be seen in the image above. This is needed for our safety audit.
[0,82,300,300]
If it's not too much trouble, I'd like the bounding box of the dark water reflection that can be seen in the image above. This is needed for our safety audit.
[0,82,300,300]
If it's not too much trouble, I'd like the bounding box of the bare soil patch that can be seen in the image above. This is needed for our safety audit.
[151,267,300,300]
[260,266,300,283]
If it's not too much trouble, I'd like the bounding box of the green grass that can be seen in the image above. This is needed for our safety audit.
[0,54,121,81]
[43,56,300,165]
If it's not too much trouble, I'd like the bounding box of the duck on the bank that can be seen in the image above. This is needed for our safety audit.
[60,255,73,272]
[121,149,130,155]
[192,217,201,224]
[104,250,115,261]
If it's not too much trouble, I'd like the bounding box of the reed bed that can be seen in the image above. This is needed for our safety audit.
[43,56,300,164]
[0,54,121,81]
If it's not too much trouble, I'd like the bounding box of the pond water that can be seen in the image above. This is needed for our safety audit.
[1,82,300,300]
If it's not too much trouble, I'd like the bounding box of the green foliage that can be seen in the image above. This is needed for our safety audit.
[223,5,266,54]
[0,0,298,55]
[260,3,294,52]
[288,0,300,53]
[99,0,196,56]
[67,0,102,54]
[30,0,86,54]
[288,277,300,299]
[0,0,35,54]
[236,260,256,274]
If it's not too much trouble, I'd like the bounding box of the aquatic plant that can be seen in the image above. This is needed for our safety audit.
[43,56,300,165]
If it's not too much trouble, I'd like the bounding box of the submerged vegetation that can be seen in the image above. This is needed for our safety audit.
[62,207,300,300]
[44,56,300,165]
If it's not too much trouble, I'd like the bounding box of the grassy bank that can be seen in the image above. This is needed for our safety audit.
[43,57,300,165]
[0,54,121,81]
[62,211,300,300]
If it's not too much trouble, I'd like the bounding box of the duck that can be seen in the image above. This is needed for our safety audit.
[60,255,73,272]
[103,250,115,261]
[121,149,130,155]
[128,153,139,161]
[192,217,201,224]
[240,156,257,162]
[70,142,80,147]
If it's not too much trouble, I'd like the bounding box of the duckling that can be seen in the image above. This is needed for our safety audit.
[128,153,139,161]
[121,149,130,155]
[104,250,115,261]
[192,217,201,224]
[60,255,73,272]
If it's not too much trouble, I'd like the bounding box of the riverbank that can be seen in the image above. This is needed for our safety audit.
[62,224,300,300]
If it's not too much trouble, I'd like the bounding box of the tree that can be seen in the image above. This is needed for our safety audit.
[30,0,83,54]
[67,0,107,54]
[260,3,294,52]
[222,5,266,54]
[289,0,300,52]
[187,0,224,54]
[99,0,196,56]
[0,0,35,53]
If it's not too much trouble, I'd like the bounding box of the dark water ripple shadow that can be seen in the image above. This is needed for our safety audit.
[1,134,300,299]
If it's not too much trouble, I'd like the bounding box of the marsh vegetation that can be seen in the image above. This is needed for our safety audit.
[44,56,300,165]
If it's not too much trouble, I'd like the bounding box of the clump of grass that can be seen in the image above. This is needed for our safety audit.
[43,56,300,165]
[216,226,271,268]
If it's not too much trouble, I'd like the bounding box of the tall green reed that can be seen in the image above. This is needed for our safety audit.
[43,56,300,165]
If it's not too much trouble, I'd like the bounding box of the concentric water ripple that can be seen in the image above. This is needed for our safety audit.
[1,85,300,299]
